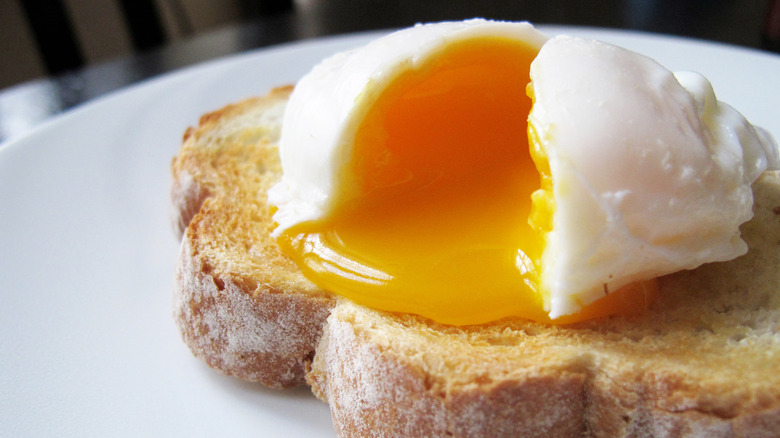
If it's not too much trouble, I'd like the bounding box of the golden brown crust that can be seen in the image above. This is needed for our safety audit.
[172,89,780,433]
[171,87,334,388]
[174,232,333,387]
[309,302,589,437]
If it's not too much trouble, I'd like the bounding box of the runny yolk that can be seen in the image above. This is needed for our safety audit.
[276,37,658,326]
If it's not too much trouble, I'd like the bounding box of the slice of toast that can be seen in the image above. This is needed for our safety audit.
[172,87,780,435]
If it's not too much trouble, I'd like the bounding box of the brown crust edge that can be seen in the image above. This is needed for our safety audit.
[310,312,780,437]
[309,313,587,438]
[170,87,334,388]
[173,234,333,388]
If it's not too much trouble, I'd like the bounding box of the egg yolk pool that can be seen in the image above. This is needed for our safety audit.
[275,37,657,326]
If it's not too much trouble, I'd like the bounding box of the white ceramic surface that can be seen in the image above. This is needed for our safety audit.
[1,26,778,437]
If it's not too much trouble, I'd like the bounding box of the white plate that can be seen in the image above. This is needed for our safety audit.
[1,25,778,437]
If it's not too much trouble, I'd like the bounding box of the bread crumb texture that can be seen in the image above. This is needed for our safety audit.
[172,89,780,435]
[172,87,334,388]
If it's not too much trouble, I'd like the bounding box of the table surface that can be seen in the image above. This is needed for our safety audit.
[1,0,778,145]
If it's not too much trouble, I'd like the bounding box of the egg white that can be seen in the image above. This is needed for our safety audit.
[529,36,779,317]
[268,19,548,234]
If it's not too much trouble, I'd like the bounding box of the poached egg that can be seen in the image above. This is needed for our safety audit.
[268,20,779,325]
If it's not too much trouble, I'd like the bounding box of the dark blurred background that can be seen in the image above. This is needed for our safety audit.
[1,0,778,143]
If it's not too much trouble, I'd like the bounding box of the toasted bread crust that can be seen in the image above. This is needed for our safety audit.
[172,89,780,434]
[171,87,334,388]
[311,304,780,437]
[174,233,333,387]
[309,302,588,438]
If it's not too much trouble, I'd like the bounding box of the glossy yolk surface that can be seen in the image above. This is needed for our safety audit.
[276,37,658,325]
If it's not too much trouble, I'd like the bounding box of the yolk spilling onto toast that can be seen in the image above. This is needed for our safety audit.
[276,38,657,325]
